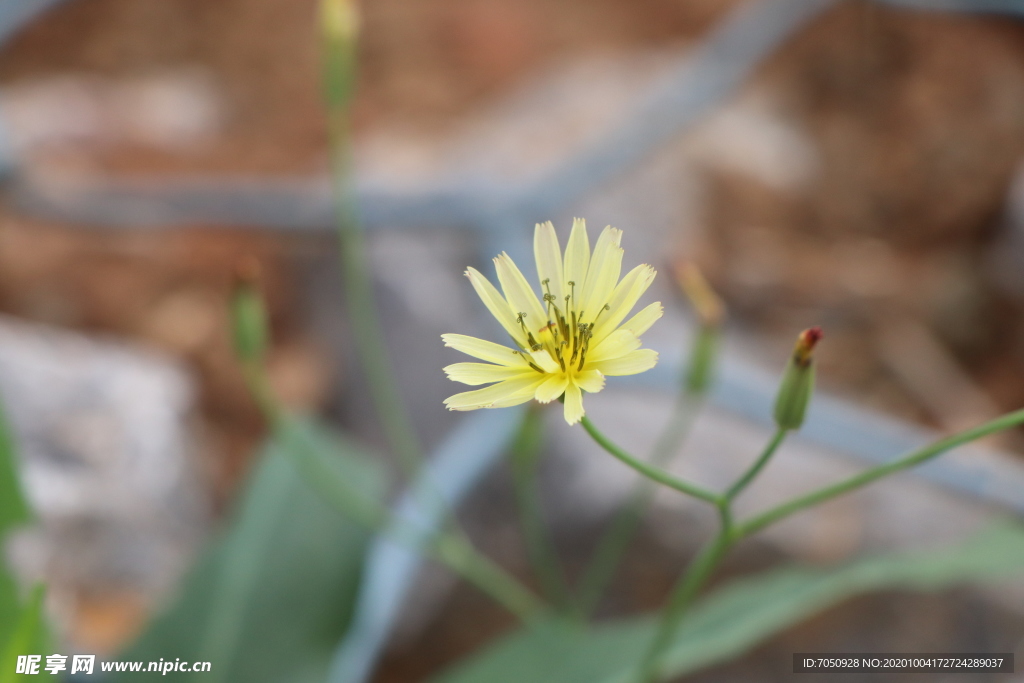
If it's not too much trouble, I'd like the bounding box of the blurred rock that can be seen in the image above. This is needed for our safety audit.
[0,314,207,647]
[0,70,223,158]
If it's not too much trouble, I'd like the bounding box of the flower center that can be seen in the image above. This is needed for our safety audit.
[512,279,611,375]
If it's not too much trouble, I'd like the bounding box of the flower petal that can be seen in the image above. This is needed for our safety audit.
[581,226,623,320]
[466,268,526,347]
[494,253,548,336]
[444,375,546,411]
[591,264,656,344]
[534,374,568,403]
[533,221,565,307]
[590,349,659,376]
[563,218,590,308]
[444,363,536,386]
[574,368,606,393]
[442,334,530,367]
[621,301,663,337]
[587,329,642,363]
[530,349,561,374]
[563,380,585,424]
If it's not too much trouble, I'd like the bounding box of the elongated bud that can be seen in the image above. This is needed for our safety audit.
[675,262,725,395]
[321,0,360,44]
[230,257,269,364]
[321,0,360,112]
[773,327,823,430]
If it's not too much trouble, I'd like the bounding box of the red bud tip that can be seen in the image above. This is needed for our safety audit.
[794,326,823,365]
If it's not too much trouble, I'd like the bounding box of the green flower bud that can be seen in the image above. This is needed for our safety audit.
[675,262,725,396]
[773,327,822,431]
[685,325,719,395]
[230,258,269,364]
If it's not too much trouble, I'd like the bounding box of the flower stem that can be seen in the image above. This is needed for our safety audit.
[579,415,721,505]
[238,356,546,623]
[724,426,787,501]
[573,394,702,618]
[635,501,734,683]
[430,532,547,623]
[321,0,422,477]
[509,407,570,607]
[736,407,1024,539]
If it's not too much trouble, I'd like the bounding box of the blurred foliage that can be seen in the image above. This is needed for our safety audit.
[435,522,1024,683]
[0,586,48,683]
[0,398,47,682]
[126,416,385,683]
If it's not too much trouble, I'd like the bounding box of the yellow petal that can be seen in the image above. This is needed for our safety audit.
[581,226,622,320]
[562,381,585,425]
[442,334,530,367]
[494,253,548,335]
[591,264,656,344]
[590,349,659,376]
[466,268,526,347]
[533,221,565,307]
[574,368,606,393]
[534,374,568,403]
[563,218,590,309]
[621,301,663,337]
[444,363,536,386]
[490,383,547,408]
[444,375,545,411]
[587,329,642,363]
[530,349,561,374]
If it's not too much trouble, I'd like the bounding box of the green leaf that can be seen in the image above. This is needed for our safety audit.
[0,585,49,683]
[0,398,33,651]
[126,416,385,683]
[0,400,30,540]
[433,522,1024,683]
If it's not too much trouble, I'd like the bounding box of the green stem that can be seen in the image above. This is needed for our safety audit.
[725,427,787,501]
[736,407,1024,538]
[239,358,546,623]
[579,416,721,505]
[635,502,734,683]
[574,394,701,618]
[322,10,422,477]
[509,407,570,607]
[431,533,547,623]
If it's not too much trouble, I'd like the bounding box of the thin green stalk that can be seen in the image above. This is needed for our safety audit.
[321,0,422,477]
[579,416,721,505]
[736,407,1024,539]
[238,357,546,623]
[431,533,547,623]
[635,502,734,683]
[574,394,701,618]
[509,407,570,607]
[725,427,787,501]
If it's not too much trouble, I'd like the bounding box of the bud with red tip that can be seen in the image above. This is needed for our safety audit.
[773,327,823,431]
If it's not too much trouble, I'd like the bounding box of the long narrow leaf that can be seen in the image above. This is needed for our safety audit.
[0,397,32,649]
[0,400,29,540]
[126,417,385,683]
[0,585,47,683]
[434,522,1024,683]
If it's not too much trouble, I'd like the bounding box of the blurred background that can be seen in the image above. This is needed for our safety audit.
[4,0,1024,681]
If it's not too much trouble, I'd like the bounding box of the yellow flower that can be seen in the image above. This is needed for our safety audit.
[442,218,662,425]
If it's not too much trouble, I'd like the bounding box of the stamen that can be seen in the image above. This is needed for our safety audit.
[577,323,593,371]
[513,349,546,374]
